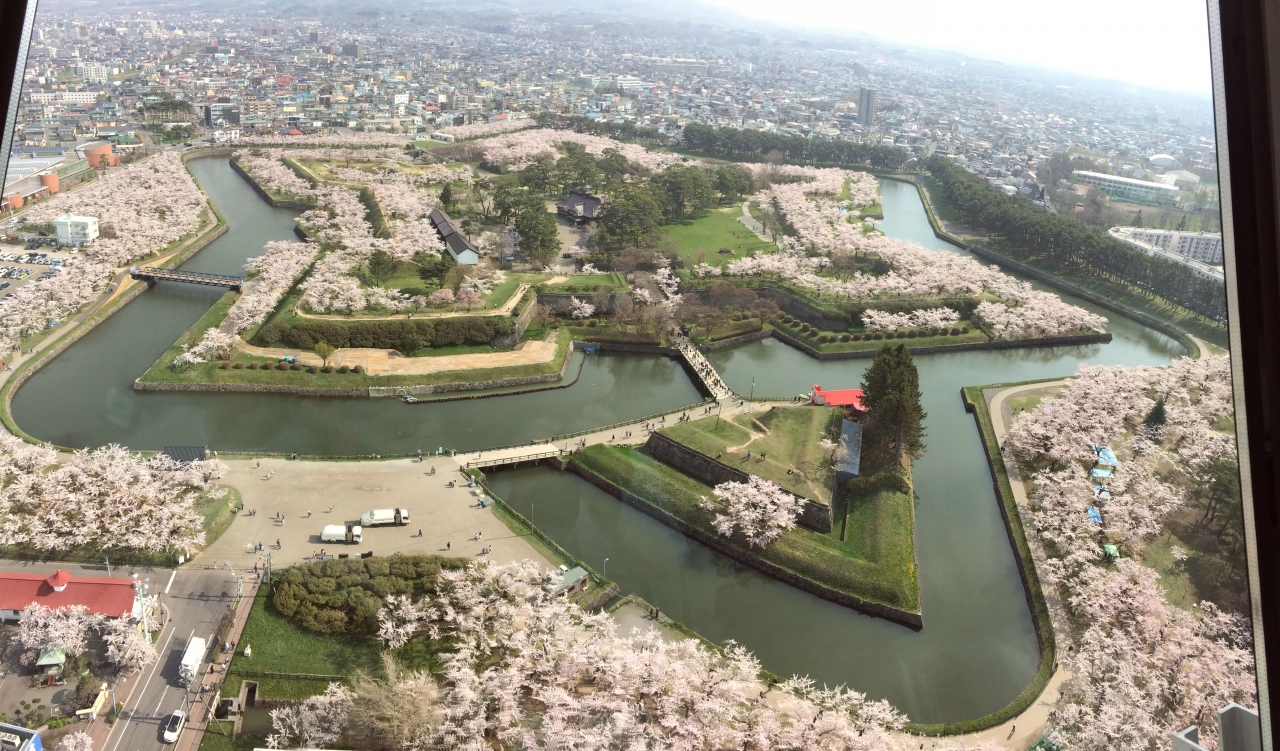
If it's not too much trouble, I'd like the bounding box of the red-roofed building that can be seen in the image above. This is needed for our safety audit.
[810,385,866,417]
[0,570,144,622]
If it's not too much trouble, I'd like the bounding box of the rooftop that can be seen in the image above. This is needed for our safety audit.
[0,570,139,618]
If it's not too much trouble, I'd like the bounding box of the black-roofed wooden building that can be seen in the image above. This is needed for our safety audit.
[428,209,479,264]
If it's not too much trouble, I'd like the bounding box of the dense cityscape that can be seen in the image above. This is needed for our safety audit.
[0,3,1254,751]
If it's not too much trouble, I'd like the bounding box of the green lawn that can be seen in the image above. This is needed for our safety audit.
[662,207,776,268]
[222,593,384,700]
[571,444,919,612]
[197,487,241,549]
[566,322,664,345]
[659,407,840,504]
[541,271,630,294]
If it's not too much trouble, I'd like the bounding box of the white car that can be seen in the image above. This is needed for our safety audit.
[162,709,186,743]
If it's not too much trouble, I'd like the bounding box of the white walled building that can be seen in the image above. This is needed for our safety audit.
[55,212,99,247]
[1109,226,1224,282]
[1073,170,1180,205]
[1114,227,1224,264]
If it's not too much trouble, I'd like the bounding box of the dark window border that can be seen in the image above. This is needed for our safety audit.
[0,0,1278,739]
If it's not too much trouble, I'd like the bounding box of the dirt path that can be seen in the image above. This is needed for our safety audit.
[236,335,558,375]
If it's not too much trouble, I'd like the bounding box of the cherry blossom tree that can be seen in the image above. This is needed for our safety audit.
[18,604,102,658]
[55,732,95,751]
[568,296,595,320]
[702,476,802,549]
[267,683,354,749]
[0,434,226,553]
[102,617,158,671]
[357,560,973,751]
[173,328,240,368]
[375,594,436,648]
[426,288,455,306]
[1002,355,1256,750]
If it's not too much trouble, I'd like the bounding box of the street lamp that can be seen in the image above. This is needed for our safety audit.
[603,558,609,580]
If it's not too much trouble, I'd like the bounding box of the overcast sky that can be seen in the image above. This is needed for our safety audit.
[702,0,1213,94]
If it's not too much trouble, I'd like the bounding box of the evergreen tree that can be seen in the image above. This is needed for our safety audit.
[440,183,455,212]
[596,185,664,250]
[860,345,927,465]
[1144,397,1168,430]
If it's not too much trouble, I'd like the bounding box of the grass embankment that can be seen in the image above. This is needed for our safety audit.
[221,593,384,700]
[659,407,839,504]
[138,318,574,389]
[662,208,777,268]
[911,386,1057,736]
[571,444,919,612]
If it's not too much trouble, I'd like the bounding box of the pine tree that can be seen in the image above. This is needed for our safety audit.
[860,345,927,466]
[440,183,455,212]
[1144,397,1167,430]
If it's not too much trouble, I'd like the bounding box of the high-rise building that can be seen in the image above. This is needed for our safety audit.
[857,87,878,126]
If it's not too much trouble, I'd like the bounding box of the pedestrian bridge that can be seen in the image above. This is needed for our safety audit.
[129,265,244,291]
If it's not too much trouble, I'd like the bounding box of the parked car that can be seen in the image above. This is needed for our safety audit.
[162,710,186,743]
[36,231,48,237]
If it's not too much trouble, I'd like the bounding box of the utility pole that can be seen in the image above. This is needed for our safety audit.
[104,556,111,577]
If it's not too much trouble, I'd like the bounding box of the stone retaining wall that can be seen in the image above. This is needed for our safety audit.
[567,461,922,630]
[491,290,538,348]
[644,432,832,533]
[770,326,1113,360]
[701,328,773,350]
[537,292,629,314]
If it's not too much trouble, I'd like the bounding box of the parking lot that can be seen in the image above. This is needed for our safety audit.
[0,235,78,299]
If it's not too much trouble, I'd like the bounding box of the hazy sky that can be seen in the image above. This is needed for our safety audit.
[703,0,1213,94]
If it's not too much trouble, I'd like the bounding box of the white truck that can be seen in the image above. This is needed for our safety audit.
[360,508,410,527]
[321,524,362,544]
[177,636,206,687]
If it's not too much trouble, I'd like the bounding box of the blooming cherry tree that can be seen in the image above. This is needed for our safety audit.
[102,617,158,671]
[267,683,354,749]
[56,732,94,751]
[702,476,802,549]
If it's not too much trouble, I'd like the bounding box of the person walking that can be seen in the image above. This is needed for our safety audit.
[447,541,451,550]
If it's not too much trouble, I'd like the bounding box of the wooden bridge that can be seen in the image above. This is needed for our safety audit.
[129,265,244,291]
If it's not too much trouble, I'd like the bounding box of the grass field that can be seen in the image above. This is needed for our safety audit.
[221,593,384,700]
[571,444,919,612]
[662,207,776,268]
[541,271,630,294]
[659,407,840,504]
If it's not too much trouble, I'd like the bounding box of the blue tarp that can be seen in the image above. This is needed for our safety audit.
[1090,467,1113,478]
[1087,506,1102,524]
[1092,444,1118,466]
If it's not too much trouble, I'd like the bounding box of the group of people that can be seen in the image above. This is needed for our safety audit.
[677,340,732,398]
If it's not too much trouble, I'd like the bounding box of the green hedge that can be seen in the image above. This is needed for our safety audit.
[259,316,516,353]
[271,554,467,636]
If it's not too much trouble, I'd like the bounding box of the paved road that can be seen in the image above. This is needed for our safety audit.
[101,567,239,751]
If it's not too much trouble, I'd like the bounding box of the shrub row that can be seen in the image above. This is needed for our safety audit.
[258,316,515,353]
[272,555,466,636]
[221,361,367,374]
[778,316,969,342]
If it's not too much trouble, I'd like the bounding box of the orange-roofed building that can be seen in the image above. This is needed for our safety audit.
[0,570,144,622]
[810,385,866,418]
